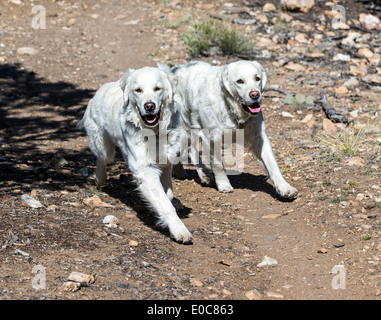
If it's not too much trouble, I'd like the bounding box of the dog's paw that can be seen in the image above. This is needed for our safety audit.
[217,183,234,193]
[276,183,298,199]
[170,227,193,244]
[167,219,193,244]
[198,171,213,185]
[172,164,188,180]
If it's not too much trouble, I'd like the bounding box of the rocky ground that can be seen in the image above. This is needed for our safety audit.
[0,0,380,300]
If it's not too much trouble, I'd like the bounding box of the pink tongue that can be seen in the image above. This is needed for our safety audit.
[146,116,157,123]
[248,106,261,113]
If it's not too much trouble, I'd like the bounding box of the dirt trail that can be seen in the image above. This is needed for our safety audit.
[0,0,380,300]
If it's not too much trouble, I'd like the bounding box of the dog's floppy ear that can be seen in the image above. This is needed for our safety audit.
[119,68,135,106]
[160,67,176,105]
[252,60,267,92]
[221,65,234,97]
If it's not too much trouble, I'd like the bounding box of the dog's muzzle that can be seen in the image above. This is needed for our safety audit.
[141,102,161,126]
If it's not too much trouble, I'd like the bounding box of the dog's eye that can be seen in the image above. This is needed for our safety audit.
[255,76,261,82]
[135,88,142,93]
[236,79,244,84]
[154,87,162,92]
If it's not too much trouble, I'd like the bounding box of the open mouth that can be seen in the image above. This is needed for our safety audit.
[242,102,261,115]
[141,111,160,126]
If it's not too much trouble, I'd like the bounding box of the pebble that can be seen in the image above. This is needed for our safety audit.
[191,278,204,287]
[335,86,349,95]
[263,3,276,12]
[281,111,294,118]
[60,281,81,292]
[257,256,278,267]
[262,214,282,219]
[266,291,284,299]
[17,47,38,55]
[360,13,381,31]
[68,272,95,284]
[21,194,43,208]
[322,118,336,132]
[103,215,119,225]
[281,0,315,13]
[344,77,359,87]
[83,195,114,208]
[345,156,365,167]
[245,289,262,300]
[128,240,139,247]
[333,53,351,62]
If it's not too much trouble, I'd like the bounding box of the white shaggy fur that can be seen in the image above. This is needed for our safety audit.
[171,60,298,198]
[78,66,192,243]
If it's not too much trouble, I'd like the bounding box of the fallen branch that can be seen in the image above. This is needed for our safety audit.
[263,86,290,95]
[317,91,348,124]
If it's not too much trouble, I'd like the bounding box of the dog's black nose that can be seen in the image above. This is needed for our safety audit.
[144,102,155,112]
[249,91,260,100]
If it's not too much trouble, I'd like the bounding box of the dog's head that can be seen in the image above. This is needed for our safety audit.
[221,60,267,116]
[119,66,175,128]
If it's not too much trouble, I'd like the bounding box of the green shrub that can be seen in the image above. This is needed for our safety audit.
[183,20,252,57]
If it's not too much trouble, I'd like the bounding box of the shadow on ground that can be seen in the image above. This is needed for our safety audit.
[0,63,94,192]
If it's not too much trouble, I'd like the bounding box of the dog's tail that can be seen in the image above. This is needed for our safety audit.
[76,118,85,130]
[76,98,93,130]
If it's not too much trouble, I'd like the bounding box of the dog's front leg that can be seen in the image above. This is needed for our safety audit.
[252,133,298,198]
[135,167,192,243]
[246,117,298,199]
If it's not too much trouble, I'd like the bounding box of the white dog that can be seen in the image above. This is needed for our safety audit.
[77,66,193,243]
[171,60,298,199]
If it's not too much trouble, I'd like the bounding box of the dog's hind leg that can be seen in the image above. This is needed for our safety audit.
[89,131,116,187]
[172,162,188,180]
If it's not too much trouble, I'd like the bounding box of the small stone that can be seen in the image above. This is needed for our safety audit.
[322,118,336,132]
[359,13,381,31]
[346,156,365,167]
[281,111,294,118]
[222,289,232,296]
[128,240,139,247]
[17,47,38,55]
[266,291,284,299]
[83,195,113,208]
[103,215,119,225]
[257,256,278,267]
[67,272,95,284]
[263,3,276,12]
[295,33,308,43]
[262,214,282,219]
[333,242,345,248]
[344,77,359,87]
[283,62,306,72]
[245,289,262,300]
[318,248,328,253]
[358,48,374,59]
[301,113,313,123]
[279,13,293,23]
[60,281,81,292]
[218,259,233,266]
[335,86,349,95]
[191,278,204,287]
[333,53,351,62]
[21,194,43,208]
[281,0,315,13]
[350,65,367,77]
